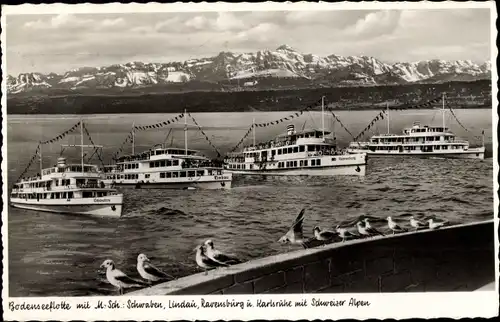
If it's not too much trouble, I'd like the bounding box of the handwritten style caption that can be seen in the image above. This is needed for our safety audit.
[8,297,370,312]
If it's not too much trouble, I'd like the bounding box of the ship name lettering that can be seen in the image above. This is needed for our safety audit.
[338,157,356,161]
[94,198,111,203]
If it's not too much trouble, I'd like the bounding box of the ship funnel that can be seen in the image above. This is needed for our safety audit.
[57,157,67,168]
[287,124,295,135]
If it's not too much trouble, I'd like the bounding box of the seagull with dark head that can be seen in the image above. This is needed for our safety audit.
[136,253,173,284]
[204,239,242,266]
[278,208,307,246]
[100,259,147,295]
[387,216,407,235]
[194,244,228,275]
[313,226,337,243]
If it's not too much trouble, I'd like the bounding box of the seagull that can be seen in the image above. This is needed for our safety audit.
[100,259,147,295]
[428,218,446,230]
[278,208,307,246]
[409,216,426,231]
[195,244,228,274]
[336,225,358,242]
[204,240,242,265]
[363,218,385,236]
[387,216,407,235]
[136,253,173,284]
[356,221,373,238]
[313,226,337,242]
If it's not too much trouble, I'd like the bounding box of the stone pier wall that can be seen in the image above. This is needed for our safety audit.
[130,220,495,295]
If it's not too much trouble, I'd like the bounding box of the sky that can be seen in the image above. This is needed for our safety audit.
[5,8,493,75]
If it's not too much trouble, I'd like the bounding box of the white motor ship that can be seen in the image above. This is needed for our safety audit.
[224,98,367,176]
[346,95,485,160]
[10,123,124,218]
[101,113,232,190]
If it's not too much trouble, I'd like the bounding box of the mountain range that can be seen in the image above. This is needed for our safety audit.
[7,44,491,94]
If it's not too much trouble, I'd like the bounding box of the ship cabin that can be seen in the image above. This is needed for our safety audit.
[11,157,110,201]
[103,147,224,181]
[225,125,342,170]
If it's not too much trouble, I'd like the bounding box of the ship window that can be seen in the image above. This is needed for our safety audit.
[160,161,166,167]
[272,150,276,156]
[165,172,171,178]
[180,171,187,178]
[283,149,287,155]
[300,160,303,167]
[154,161,160,167]
[288,148,293,153]
[188,171,196,177]
[55,192,60,199]
[293,161,297,167]
[145,174,150,179]
[160,172,165,178]
[197,170,204,176]
[149,162,154,168]
[299,145,305,152]
[293,147,299,153]
[173,160,179,166]
[304,160,308,166]
[307,145,314,152]
[278,149,282,155]
[311,160,316,166]
[317,159,321,166]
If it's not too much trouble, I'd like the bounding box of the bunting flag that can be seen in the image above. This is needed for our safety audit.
[448,103,484,141]
[327,109,356,140]
[188,113,222,157]
[40,121,81,145]
[82,124,105,167]
[133,113,184,132]
[252,98,322,128]
[353,110,387,141]
[16,144,42,182]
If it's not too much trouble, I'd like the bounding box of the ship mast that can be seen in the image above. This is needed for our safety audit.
[39,145,43,176]
[321,96,325,139]
[80,120,84,174]
[442,92,446,131]
[132,121,135,155]
[252,118,256,147]
[184,109,188,155]
[386,102,390,134]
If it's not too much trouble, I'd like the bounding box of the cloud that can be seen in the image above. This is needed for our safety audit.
[6,9,492,75]
[345,10,401,39]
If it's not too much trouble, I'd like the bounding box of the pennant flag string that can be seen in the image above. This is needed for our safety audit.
[39,121,81,145]
[133,113,184,132]
[188,113,222,158]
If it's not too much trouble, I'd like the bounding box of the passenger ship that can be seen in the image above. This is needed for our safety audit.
[224,98,367,176]
[101,113,232,190]
[10,123,124,218]
[347,97,485,159]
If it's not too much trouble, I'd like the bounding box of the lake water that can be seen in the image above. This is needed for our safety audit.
[5,109,495,296]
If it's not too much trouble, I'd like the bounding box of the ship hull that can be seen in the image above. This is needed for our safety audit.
[226,164,366,176]
[103,178,232,190]
[347,147,485,160]
[10,195,123,218]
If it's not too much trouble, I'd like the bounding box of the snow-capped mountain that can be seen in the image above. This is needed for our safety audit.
[7,45,491,94]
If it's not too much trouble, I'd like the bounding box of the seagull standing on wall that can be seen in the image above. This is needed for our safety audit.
[100,259,147,295]
[195,244,228,275]
[336,225,358,242]
[356,221,373,238]
[363,218,385,236]
[278,208,307,246]
[204,240,242,265]
[387,216,407,235]
[409,216,426,231]
[136,253,174,284]
[313,226,337,242]
[428,218,446,230]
